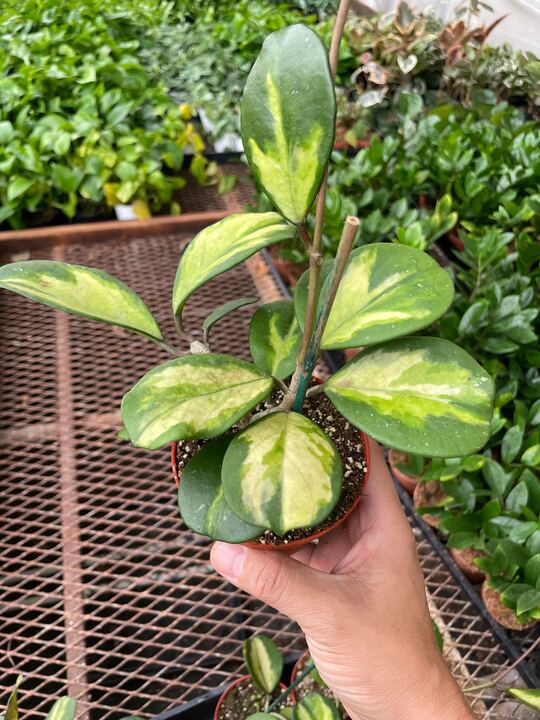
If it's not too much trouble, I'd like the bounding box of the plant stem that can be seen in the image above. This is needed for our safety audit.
[157,340,187,356]
[462,633,540,694]
[282,0,351,410]
[267,662,316,713]
[292,215,359,411]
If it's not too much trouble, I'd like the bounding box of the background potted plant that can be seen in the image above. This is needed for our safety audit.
[0,7,494,552]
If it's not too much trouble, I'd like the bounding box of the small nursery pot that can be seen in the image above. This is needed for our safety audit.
[388,449,419,496]
[290,651,310,687]
[481,583,538,631]
[449,548,485,585]
[171,430,371,554]
[214,675,290,720]
[413,481,446,529]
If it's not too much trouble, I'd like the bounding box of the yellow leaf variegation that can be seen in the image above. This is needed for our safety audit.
[325,337,494,457]
[243,635,283,694]
[121,355,274,449]
[249,300,301,380]
[172,213,294,315]
[222,412,342,535]
[294,694,341,720]
[0,260,162,340]
[322,244,454,349]
[241,25,336,223]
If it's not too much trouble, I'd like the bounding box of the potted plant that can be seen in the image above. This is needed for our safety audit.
[0,8,494,551]
[214,635,292,719]
[388,451,425,496]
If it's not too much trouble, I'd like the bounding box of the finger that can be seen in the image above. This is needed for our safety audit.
[211,542,334,631]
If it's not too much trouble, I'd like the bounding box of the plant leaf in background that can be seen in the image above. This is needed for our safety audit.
[250,301,302,379]
[178,437,263,542]
[223,411,342,534]
[172,213,294,314]
[241,24,336,223]
[4,676,22,720]
[322,244,454,350]
[203,297,258,343]
[325,337,494,457]
[507,688,540,711]
[44,697,76,720]
[121,355,274,449]
[0,261,162,340]
[243,635,283,694]
[293,693,341,720]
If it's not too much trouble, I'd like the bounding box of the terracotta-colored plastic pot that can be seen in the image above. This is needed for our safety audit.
[291,651,310,688]
[343,347,361,362]
[388,449,419,496]
[481,583,538,631]
[172,431,371,554]
[449,547,485,585]
[214,676,290,720]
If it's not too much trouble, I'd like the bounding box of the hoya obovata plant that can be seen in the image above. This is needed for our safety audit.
[0,10,494,545]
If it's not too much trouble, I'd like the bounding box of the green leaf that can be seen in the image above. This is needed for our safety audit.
[121,355,273,450]
[482,459,513,498]
[505,481,528,514]
[5,676,23,720]
[0,261,161,340]
[172,213,294,315]
[524,554,540,587]
[432,620,444,651]
[0,120,15,144]
[507,688,540,712]
[243,635,283,694]
[321,244,454,350]
[52,165,82,193]
[293,693,341,720]
[7,177,34,201]
[522,444,540,467]
[203,297,257,342]
[324,337,494,457]
[516,589,540,616]
[501,425,523,464]
[241,24,335,223]
[223,411,342,535]
[250,301,301,380]
[247,715,286,720]
[178,437,263,542]
[45,697,76,720]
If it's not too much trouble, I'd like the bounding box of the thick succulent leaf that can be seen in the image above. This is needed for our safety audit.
[322,244,454,349]
[243,635,283,694]
[203,297,257,341]
[178,438,263,542]
[250,301,301,379]
[241,24,336,224]
[121,355,273,449]
[507,688,540,711]
[0,261,161,340]
[172,213,294,314]
[222,411,342,535]
[325,337,494,457]
[45,698,76,720]
[247,715,287,720]
[293,694,341,720]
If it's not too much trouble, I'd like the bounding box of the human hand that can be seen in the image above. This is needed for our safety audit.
[210,439,477,720]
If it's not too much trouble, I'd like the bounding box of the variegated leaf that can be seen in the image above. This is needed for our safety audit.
[243,635,283,694]
[203,297,257,342]
[0,261,161,340]
[322,244,454,350]
[178,438,263,542]
[222,411,342,534]
[241,25,336,224]
[293,694,340,720]
[45,698,76,720]
[325,337,494,457]
[121,355,274,450]
[249,301,301,379]
[172,213,294,314]
[247,715,287,720]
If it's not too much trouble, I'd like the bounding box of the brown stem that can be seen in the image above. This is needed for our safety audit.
[284,0,351,409]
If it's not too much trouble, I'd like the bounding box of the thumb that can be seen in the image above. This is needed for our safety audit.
[210,542,334,631]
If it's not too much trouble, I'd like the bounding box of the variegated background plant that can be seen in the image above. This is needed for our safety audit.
[0,10,494,544]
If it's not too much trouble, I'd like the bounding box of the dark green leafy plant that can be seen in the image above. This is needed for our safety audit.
[0,11,493,543]
[0,0,209,228]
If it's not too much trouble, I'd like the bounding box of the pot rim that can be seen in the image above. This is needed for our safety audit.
[213,675,289,720]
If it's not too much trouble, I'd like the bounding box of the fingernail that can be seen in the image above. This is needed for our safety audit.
[211,542,247,581]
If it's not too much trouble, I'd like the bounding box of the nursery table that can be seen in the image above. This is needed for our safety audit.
[0,222,537,720]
